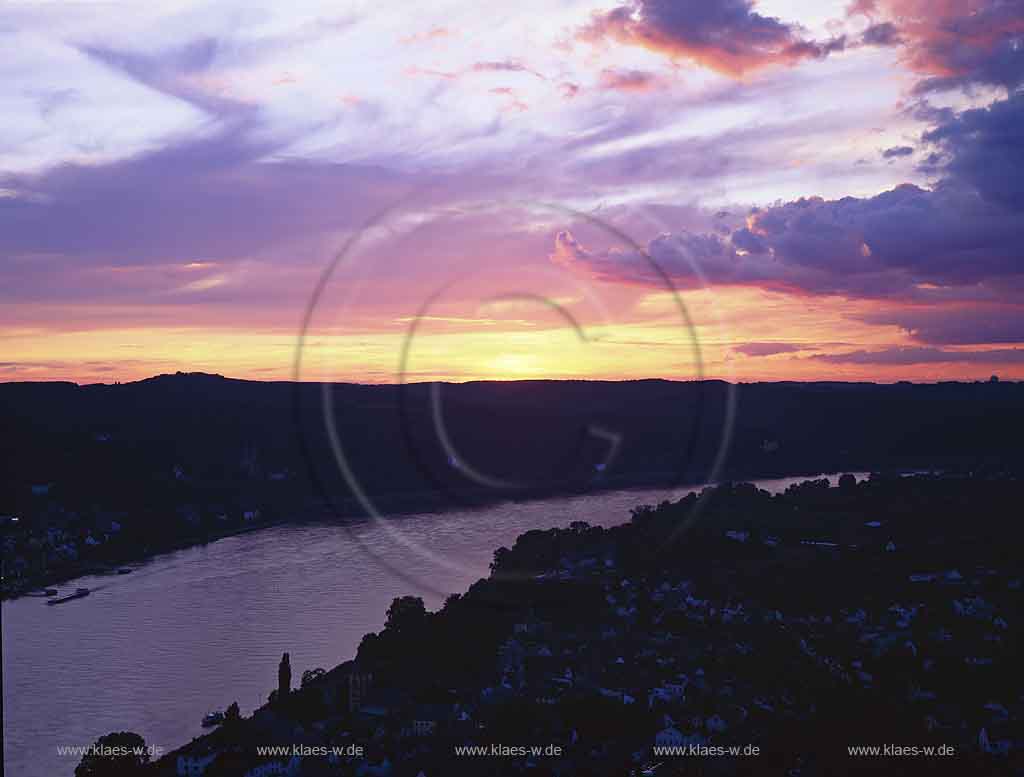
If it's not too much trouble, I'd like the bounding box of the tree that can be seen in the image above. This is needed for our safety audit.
[224,701,241,721]
[74,732,149,777]
[443,593,462,610]
[301,667,326,687]
[490,546,511,573]
[384,596,426,633]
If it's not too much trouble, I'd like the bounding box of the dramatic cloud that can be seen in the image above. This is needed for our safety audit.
[4,0,1023,382]
[552,180,1024,298]
[578,0,845,77]
[854,0,1024,93]
[552,82,1024,356]
[812,346,1024,365]
[923,91,1024,210]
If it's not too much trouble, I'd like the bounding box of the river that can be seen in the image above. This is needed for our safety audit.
[2,473,864,776]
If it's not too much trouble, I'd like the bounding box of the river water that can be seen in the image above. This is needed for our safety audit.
[2,474,863,776]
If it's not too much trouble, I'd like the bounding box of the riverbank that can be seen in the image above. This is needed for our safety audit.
[1,515,287,601]
[2,465,887,602]
[146,472,1022,776]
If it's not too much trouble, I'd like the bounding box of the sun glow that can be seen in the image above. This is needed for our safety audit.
[485,353,541,377]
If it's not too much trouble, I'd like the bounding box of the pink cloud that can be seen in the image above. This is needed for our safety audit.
[598,67,665,92]
[578,0,845,77]
[855,0,1024,93]
[399,26,453,45]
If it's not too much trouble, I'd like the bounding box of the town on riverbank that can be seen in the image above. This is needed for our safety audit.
[71,472,1022,776]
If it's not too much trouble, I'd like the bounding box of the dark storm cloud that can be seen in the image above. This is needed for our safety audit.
[923,92,1024,210]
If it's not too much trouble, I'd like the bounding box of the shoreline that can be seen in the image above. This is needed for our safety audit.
[0,465,897,603]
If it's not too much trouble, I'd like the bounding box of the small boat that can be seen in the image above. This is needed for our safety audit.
[26,588,60,597]
[47,588,90,605]
[202,711,225,727]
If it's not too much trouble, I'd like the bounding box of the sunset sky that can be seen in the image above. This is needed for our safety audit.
[3,0,1023,383]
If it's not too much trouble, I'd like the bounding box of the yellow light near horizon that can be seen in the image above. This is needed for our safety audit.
[7,282,1024,384]
[486,353,540,377]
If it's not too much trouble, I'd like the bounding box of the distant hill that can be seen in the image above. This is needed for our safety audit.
[2,373,1022,517]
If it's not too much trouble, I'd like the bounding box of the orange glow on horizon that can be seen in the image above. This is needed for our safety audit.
[4,283,1022,385]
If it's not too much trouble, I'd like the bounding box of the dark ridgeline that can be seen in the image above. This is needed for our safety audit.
[2,372,1022,514]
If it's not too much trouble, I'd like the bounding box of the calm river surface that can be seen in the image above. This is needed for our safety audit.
[2,474,864,776]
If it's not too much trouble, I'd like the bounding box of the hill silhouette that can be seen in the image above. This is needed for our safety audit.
[2,373,1022,519]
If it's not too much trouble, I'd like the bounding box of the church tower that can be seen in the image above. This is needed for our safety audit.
[278,652,291,698]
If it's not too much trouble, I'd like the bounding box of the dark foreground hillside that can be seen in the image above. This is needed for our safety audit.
[141,473,1022,777]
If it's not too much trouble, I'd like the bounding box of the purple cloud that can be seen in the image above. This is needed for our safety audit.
[862,0,1024,95]
[923,92,1024,211]
[733,342,808,356]
[861,22,902,47]
[0,128,414,269]
[881,145,914,158]
[597,68,664,92]
[552,180,1024,299]
[812,346,1024,365]
[859,305,1024,345]
[550,87,1024,336]
[578,0,844,77]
